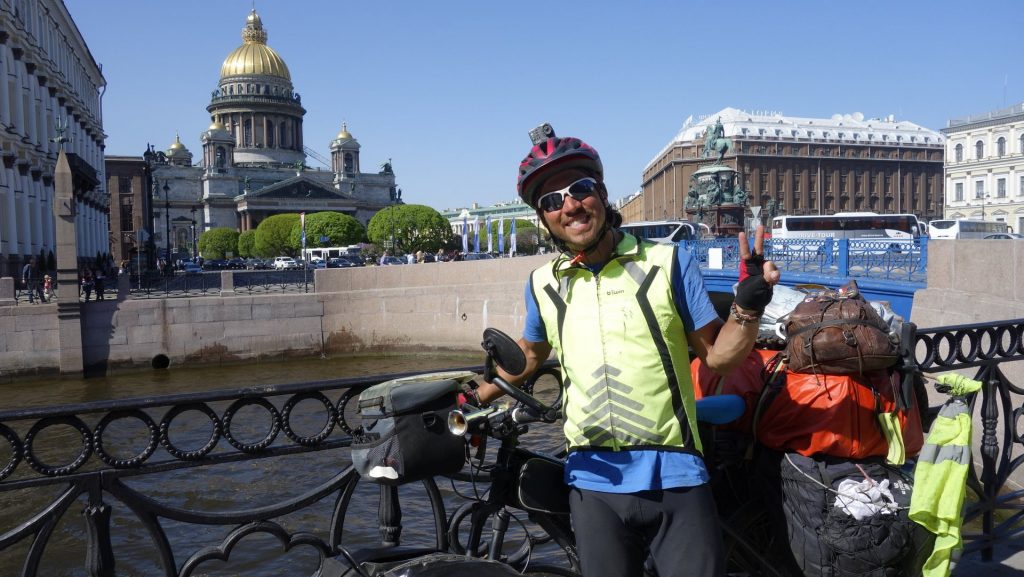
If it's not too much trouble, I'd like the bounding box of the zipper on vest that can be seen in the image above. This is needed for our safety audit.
[593,274,619,451]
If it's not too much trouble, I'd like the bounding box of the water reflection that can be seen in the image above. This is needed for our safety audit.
[1,352,484,410]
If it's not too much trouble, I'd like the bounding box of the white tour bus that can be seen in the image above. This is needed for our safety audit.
[926,219,1010,240]
[620,220,710,243]
[770,212,921,241]
[301,245,362,262]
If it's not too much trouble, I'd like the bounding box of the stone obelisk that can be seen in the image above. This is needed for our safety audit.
[53,150,83,375]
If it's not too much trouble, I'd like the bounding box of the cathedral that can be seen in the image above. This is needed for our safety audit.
[141,9,397,261]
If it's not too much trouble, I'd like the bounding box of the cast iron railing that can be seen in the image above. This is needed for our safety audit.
[1,320,1021,576]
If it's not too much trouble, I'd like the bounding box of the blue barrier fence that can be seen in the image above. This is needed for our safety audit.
[690,237,927,320]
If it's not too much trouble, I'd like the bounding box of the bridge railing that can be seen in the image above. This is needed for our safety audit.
[685,237,928,283]
[1,320,1021,575]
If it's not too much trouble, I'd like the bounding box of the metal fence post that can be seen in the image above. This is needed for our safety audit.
[837,238,849,276]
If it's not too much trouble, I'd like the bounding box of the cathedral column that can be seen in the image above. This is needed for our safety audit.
[18,168,31,256]
[29,173,42,253]
[0,46,10,128]
[4,160,18,255]
[11,60,25,139]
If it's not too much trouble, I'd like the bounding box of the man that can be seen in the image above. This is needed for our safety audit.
[469,126,779,577]
[21,257,45,304]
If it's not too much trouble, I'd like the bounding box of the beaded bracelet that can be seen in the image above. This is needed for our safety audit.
[730,302,762,327]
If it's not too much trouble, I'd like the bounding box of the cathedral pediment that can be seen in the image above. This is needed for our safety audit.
[245,175,341,200]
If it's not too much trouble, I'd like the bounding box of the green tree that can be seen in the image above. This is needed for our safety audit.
[237,230,256,258]
[197,227,240,260]
[254,213,301,257]
[289,211,366,249]
[367,204,452,255]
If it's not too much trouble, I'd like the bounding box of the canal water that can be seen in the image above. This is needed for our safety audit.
[0,352,573,577]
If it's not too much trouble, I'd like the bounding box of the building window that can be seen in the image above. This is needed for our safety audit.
[118,176,131,194]
[854,172,862,192]
[776,172,784,193]
[793,173,800,193]
[824,173,832,193]
[955,182,963,201]
[884,174,891,194]
[1020,175,1024,196]
[809,173,817,192]
[840,170,847,194]
[997,137,1006,157]
[759,173,768,192]
[955,143,963,162]
[997,178,1006,198]
[120,196,134,232]
[976,140,984,160]
[975,181,984,198]
[1020,134,1024,154]
[243,119,252,147]
[267,120,275,148]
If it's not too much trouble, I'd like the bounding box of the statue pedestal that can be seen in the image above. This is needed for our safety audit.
[688,204,746,237]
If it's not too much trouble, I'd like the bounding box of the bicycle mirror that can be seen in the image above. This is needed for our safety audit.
[482,328,527,377]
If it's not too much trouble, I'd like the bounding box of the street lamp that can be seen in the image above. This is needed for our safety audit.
[163,180,170,272]
[190,205,197,261]
[388,187,402,255]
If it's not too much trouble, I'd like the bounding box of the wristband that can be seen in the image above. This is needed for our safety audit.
[730,302,762,327]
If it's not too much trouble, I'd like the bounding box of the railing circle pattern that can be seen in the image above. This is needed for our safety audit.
[159,403,222,461]
[222,398,281,453]
[93,409,160,468]
[0,423,23,481]
[281,392,336,447]
[23,416,93,476]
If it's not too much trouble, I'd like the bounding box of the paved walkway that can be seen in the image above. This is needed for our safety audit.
[953,544,1024,575]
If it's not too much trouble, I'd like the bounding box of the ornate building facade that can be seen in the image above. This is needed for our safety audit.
[941,103,1024,232]
[115,10,397,265]
[628,108,946,229]
[0,0,107,276]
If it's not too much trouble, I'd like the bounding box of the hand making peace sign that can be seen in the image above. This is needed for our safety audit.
[734,225,780,313]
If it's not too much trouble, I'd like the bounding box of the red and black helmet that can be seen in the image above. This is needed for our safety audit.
[517,131,603,208]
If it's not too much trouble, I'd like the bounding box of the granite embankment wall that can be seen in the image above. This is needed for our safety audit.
[0,256,552,378]
[3,243,1022,379]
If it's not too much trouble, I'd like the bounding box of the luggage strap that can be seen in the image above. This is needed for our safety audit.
[787,318,881,339]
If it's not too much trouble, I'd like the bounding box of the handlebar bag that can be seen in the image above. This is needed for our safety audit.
[784,280,899,375]
[351,371,476,486]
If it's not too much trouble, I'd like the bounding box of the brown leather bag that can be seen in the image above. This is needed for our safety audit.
[784,281,898,374]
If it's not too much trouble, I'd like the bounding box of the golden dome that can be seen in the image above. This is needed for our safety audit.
[167,134,190,157]
[336,123,353,140]
[208,121,226,131]
[219,10,291,81]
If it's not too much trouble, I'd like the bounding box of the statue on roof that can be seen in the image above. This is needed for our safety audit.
[379,159,394,175]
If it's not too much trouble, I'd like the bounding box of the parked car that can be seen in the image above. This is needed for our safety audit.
[327,256,362,268]
[379,256,404,266]
[273,256,298,270]
[983,233,1024,239]
[178,263,203,275]
[463,252,495,261]
[202,259,228,271]
[226,257,247,269]
[245,258,270,270]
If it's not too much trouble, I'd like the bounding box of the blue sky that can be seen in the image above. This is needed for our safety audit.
[66,0,1023,212]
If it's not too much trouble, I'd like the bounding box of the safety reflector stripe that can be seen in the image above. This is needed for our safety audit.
[917,442,971,466]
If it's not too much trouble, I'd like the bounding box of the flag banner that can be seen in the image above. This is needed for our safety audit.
[510,219,517,256]
[473,218,481,253]
[300,212,306,249]
[498,216,505,254]
[486,216,493,254]
[462,216,469,254]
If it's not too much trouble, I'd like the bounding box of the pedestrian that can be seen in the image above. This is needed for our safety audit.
[379,251,390,266]
[416,250,425,264]
[469,125,780,577]
[21,257,45,304]
[43,274,53,301]
[94,269,106,301]
[436,248,446,262]
[81,269,94,302]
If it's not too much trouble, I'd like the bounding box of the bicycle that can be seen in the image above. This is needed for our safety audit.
[327,328,793,576]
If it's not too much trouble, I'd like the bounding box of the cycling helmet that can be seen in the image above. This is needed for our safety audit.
[517,131,603,209]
